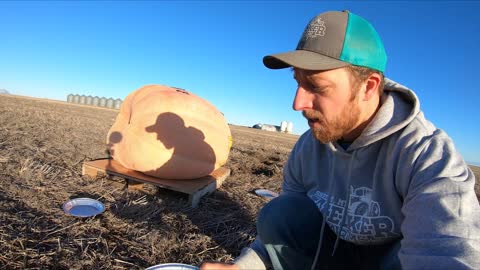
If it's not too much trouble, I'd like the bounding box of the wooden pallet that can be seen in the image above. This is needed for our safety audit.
[82,158,230,208]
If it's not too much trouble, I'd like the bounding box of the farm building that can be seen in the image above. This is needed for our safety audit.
[252,123,280,132]
[252,121,293,134]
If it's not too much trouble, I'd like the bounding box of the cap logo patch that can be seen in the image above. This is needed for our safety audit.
[304,17,326,39]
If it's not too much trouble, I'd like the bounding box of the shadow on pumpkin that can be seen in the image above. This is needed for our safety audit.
[106,131,123,171]
[144,112,216,179]
[107,131,123,156]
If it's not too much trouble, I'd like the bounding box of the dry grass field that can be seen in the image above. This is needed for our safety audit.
[0,94,479,269]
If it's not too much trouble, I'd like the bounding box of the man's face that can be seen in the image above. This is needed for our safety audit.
[293,67,362,143]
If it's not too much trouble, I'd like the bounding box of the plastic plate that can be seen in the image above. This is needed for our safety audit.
[254,189,279,199]
[145,263,199,270]
[62,198,105,217]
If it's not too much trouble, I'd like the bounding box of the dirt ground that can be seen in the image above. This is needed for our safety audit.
[0,94,479,269]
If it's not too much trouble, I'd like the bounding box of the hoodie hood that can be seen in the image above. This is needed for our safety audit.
[349,78,420,150]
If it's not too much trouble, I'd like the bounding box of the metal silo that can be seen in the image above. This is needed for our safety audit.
[86,95,93,105]
[99,97,107,107]
[286,122,293,134]
[72,94,80,103]
[106,98,114,108]
[114,98,122,110]
[280,121,288,133]
[67,94,74,103]
[92,96,100,106]
[79,95,86,104]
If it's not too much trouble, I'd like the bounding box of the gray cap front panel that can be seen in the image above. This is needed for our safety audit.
[296,11,348,59]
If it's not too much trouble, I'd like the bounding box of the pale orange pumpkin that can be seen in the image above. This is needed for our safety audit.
[107,85,232,179]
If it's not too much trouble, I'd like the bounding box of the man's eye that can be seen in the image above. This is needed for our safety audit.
[313,87,328,93]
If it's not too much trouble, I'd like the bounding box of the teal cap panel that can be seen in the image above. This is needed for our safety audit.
[339,12,387,72]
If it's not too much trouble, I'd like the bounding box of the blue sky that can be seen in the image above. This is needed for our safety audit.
[1,1,479,165]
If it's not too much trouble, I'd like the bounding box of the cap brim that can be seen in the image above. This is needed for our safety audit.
[263,50,350,70]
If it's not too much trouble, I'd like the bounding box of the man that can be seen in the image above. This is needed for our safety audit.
[201,10,480,270]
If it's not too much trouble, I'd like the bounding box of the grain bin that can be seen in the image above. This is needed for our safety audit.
[72,94,80,104]
[114,99,122,110]
[92,96,100,106]
[286,122,293,134]
[106,98,114,108]
[79,95,86,104]
[99,97,107,107]
[280,121,287,133]
[86,95,93,105]
[67,94,74,103]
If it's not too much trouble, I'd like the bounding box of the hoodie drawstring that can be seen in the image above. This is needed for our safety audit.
[331,151,356,256]
[311,215,328,270]
[310,154,337,270]
[310,150,357,269]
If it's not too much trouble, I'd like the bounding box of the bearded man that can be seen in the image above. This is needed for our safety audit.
[201,10,480,270]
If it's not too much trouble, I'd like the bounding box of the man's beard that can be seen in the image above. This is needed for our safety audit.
[303,99,361,144]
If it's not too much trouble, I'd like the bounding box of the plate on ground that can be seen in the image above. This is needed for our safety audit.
[254,189,279,199]
[62,198,105,217]
[146,263,199,270]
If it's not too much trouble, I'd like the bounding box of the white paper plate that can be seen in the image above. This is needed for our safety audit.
[62,198,105,217]
[145,263,199,270]
[254,189,279,199]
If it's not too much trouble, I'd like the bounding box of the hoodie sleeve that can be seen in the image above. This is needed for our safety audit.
[398,129,480,269]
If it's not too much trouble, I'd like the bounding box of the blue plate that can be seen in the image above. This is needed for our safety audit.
[145,263,199,270]
[62,198,105,217]
[254,189,279,199]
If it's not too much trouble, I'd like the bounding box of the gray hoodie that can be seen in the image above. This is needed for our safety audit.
[234,79,480,269]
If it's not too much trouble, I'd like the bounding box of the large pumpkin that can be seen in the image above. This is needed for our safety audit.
[107,85,232,179]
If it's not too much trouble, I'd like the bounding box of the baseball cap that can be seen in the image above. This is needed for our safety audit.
[263,10,387,72]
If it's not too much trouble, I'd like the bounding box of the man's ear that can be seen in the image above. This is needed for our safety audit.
[362,73,382,101]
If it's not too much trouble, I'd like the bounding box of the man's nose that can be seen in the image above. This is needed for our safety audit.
[292,87,313,111]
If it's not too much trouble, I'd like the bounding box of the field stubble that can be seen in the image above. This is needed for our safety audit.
[0,94,478,269]
[0,94,296,269]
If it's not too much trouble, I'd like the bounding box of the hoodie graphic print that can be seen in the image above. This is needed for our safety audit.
[307,187,401,244]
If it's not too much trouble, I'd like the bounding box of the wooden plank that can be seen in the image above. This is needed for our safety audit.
[188,180,217,208]
[82,158,230,207]
[188,165,231,207]
[126,179,145,191]
[82,164,99,178]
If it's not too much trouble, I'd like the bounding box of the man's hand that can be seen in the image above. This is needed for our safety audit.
[199,262,239,270]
